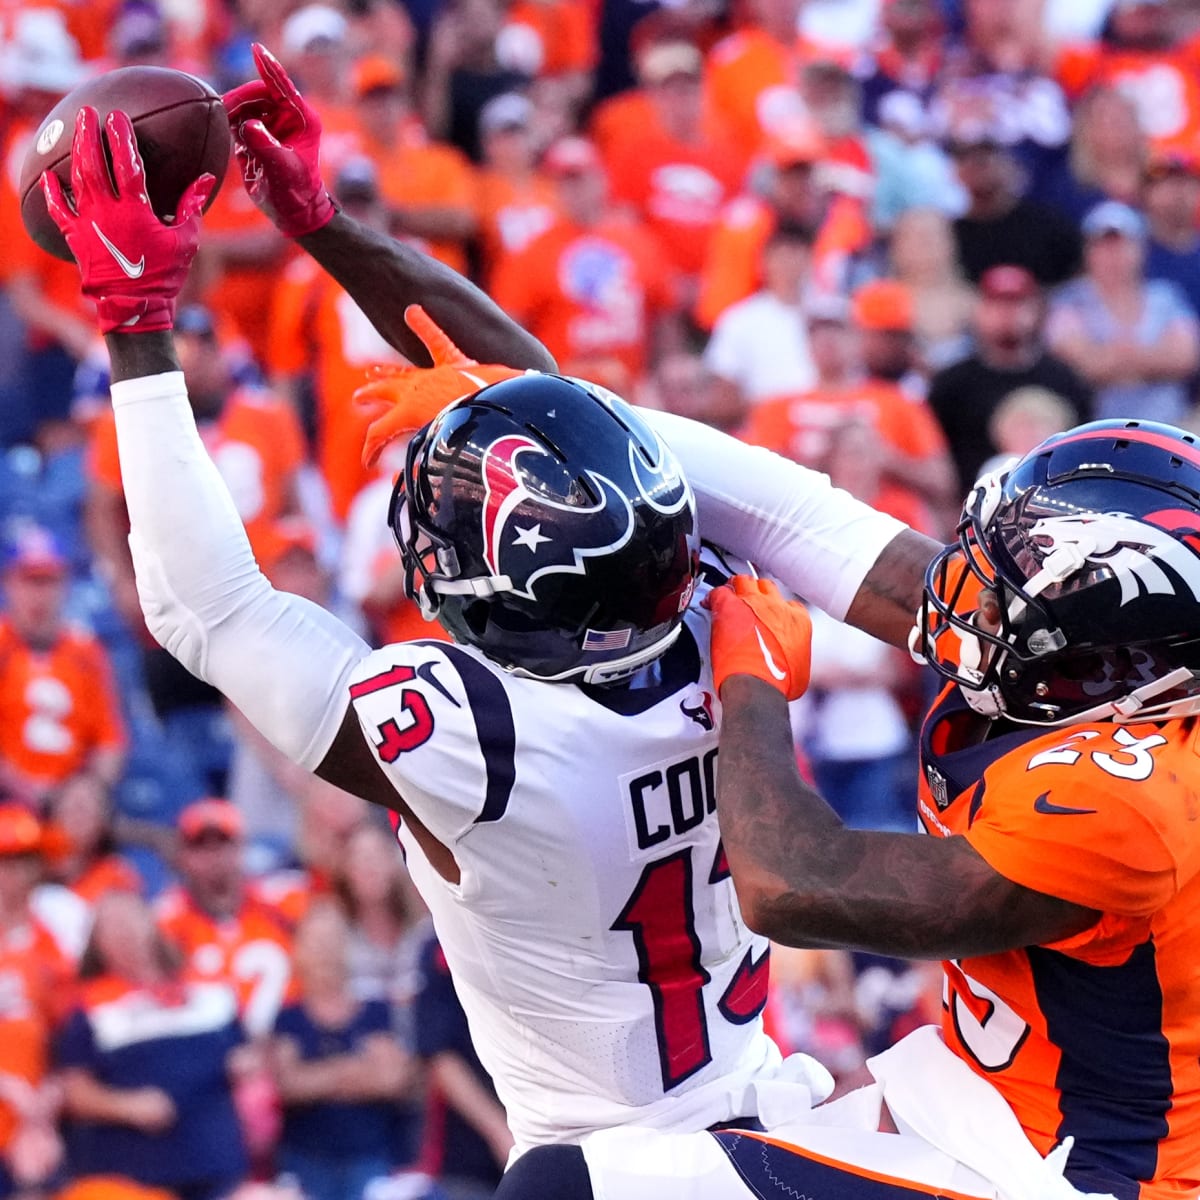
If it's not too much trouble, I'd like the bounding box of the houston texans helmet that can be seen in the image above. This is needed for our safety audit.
[390,373,700,684]
[918,419,1200,725]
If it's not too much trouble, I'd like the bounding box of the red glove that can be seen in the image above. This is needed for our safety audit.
[222,43,336,238]
[41,107,213,335]
[704,576,812,701]
[354,305,523,467]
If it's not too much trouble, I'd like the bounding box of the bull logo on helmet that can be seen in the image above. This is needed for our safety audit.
[480,434,636,602]
[1028,511,1200,606]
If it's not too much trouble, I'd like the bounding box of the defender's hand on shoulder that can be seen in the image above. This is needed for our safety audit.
[705,575,812,701]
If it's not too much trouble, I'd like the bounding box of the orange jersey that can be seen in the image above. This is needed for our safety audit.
[66,854,142,906]
[362,133,477,277]
[705,29,830,149]
[503,0,596,75]
[589,88,739,163]
[491,214,675,382]
[0,619,125,793]
[918,687,1200,1199]
[1057,39,1200,147]
[155,887,295,1037]
[741,380,948,467]
[606,130,746,276]
[694,192,871,330]
[1,122,95,347]
[88,387,305,559]
[267,257,405,520]
[0,916,73,1148]
[196,179,294,367]
[474,169,560,284]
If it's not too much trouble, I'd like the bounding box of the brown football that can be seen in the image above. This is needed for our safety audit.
[20,66,231,262]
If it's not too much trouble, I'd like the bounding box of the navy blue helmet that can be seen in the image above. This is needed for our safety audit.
[390,373,700,684]
[919,419,1200,725]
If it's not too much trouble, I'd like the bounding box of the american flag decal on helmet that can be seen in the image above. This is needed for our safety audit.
[583,627,632,651]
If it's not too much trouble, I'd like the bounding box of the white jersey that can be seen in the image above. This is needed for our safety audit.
[347,557,779,1152]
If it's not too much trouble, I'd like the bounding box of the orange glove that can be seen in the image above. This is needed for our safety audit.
[354,305,523,468]
[704,576,812,701]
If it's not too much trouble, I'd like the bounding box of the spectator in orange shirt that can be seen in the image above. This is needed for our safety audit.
[589,14,737,164]
[45,772,141,907]
[694,118,872,330]
[474,92,560,285]
[606,39,745,297]
[0,805,71,1198]
[156,799,295,1038]
[0,528,126,809]
[1055,0,1200,150]
[266,159,406,521]
[0,12,93,443]
[851,279,956,508]
[87,304,307,635]
[492,136,680,390]
[278,5,362,169]
[502,0,596,105]
[705,0,809,149]
[742,291,952,529]
[352,55,478,275]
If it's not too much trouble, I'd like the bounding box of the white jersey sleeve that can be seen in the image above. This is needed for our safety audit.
[346,640,515,847]
[642,410,908,620]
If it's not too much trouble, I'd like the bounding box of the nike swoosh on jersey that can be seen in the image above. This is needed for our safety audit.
[753,627,788,682]
[92,221,146,278]
[1033,790,1096,816]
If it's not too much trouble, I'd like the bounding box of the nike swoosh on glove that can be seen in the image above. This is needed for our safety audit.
[704,575,812,701]
[42,107,213,334]
[354,304,524,468]
[223,43,336,238]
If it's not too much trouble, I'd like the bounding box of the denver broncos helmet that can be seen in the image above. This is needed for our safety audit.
[918,419,1200,725]
[390,373,700,684]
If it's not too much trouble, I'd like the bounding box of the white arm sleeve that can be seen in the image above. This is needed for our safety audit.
[111,371,371,771]
[641,409,909,621]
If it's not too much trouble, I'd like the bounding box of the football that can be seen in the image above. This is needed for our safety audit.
[19,66,232,262]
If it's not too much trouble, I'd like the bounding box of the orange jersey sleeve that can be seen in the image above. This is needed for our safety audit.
[694,197,771,330]
[266,257,322,379]
[965,722,1198,920]
[86,410,123,494]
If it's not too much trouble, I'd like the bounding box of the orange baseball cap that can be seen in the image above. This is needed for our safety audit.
[255,517,319,571]
[766,117,826,168]
[851,279,913,332]
[353,54,405,97]
[0,804,43,856]
[178,798,244,843]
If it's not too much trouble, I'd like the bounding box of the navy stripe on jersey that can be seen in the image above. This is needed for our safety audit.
[714,1130,957,1198]
[1028,940,1171,1197]
[436,644,516,824]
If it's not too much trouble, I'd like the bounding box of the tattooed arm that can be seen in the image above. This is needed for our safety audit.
[297,213,557,371]
[844,528,941,650]
[716,678,1099,959]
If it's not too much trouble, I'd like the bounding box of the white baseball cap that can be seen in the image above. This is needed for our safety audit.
[282,4,348,55]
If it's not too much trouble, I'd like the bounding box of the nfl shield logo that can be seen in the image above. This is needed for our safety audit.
[925,764,950,811]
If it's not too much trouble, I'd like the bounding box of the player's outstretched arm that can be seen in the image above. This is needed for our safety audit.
[223,43,555,372]
[707,580,1100,960]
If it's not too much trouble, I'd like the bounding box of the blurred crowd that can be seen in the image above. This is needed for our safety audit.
[1,0,1200,1195]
